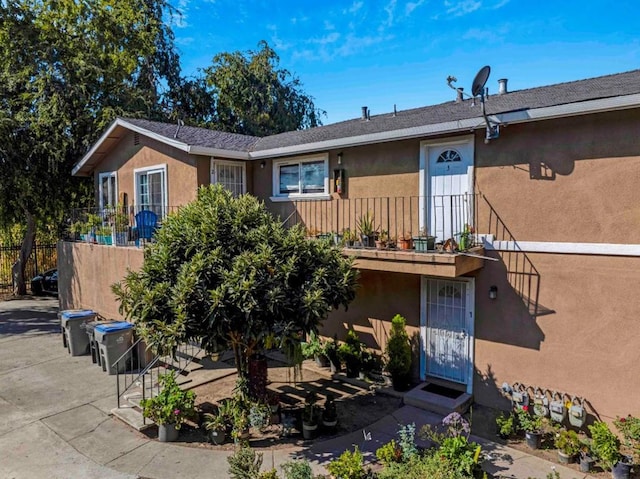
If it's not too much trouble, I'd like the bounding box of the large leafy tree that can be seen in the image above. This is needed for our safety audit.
[197,41,325,136]
[0,0,181,293]
[113,185,358,380]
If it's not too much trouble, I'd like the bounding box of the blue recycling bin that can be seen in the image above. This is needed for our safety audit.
[60,310,97,356]
[95,321,134,375]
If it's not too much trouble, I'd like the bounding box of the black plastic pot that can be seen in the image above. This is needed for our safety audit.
[525,431,542,450]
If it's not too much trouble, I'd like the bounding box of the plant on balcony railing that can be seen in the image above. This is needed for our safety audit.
[413,227,436,252]
[356,211,379,247]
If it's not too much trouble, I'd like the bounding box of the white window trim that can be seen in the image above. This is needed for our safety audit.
[133,164,168,212]
[270,153,330,202]
[210,158,247,195]
[98,171,118,209]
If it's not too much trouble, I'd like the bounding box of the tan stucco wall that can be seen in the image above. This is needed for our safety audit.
[58,241,144,320]
[475,109,640,243]
[94,131,201,208]
[473,252,640,421]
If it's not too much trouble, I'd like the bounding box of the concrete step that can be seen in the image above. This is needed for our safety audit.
[403,381,473,415]
[111,405,155,432]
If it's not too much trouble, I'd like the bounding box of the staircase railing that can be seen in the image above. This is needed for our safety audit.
[114,338,203,410]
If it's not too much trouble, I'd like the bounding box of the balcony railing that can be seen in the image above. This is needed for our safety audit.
[63,205,181,247]
[282,194,479,252]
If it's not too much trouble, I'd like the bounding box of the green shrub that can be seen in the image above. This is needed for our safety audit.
[555,429,581,456]
[258,469,279,479]
[385,314,412,389]
[281,460,314,479]
[398,423,418,461]
[376,453,469,479]
[495,412,515,437]
[227,446,263,479]
[375,439,403,466]
[588,421,621,470]
[326,446,366,479]
[438,435,482,476]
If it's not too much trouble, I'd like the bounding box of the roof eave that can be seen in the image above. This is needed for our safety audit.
[188,145,250,160]
[249,93,640,159]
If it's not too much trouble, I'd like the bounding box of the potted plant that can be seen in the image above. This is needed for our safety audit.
[332,231,343,246]
[413,227,436,252]
[385,314,412,391]
[112,208,129,246]
[397,233,413,250]
[68,221,86,241]
[322,393,338,430]
[361,350,384,382]
[457,224,475,251]
[302,391,319,440]
[324,335,341,373]
[86,213,102,242]
[375,230,389,249]
[555,428,581,464]
[342,228,357,247]
[495,411,515,440]
[203,404,229,445]
[614,414,640,475]
[231,406,250,443]
[579,441,596,473]
[338,329,363,378]
[95,225,113,245]
[140,371,196,442]
[516,406,544,449]
[589,421,624,477]
[301,331,328,367]
[356,211,378,247]
[248,401,270,432]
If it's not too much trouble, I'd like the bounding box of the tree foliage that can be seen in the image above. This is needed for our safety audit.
[0,0,181,292]
[199,41,324,136]
[113,185,358,378]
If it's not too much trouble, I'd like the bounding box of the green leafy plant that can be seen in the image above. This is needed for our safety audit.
[385,314,412,390]
[140,372,196,428]
[86,214,102,229]
[203,410,228,432]
[614,414,640,461]
[95,225,112,237]
[227,445,263,479]
[376,439,403,466]
[326,446,366,479]
[588,421,621,470]
[376,453,467,479]
[301,331,325,360]
[356,211,378,237]
[361,350,384,375]
[258,470,279,479]
[323,334,340,370]
[555,429,581,456]
[496,412,515,437]
[438,435,482,476]
[515,406,543,433]
[280,460,314,479]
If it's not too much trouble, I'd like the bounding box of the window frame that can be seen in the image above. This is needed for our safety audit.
[210,158,247,197]
[133,164,168,216]
[271,154,330,201]
[98,171,118,209]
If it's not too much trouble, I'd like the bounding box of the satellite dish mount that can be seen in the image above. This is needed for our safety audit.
[447,65,500,143]
[472,65,500,142]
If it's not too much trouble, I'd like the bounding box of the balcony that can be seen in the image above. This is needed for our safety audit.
[282,194,485,277]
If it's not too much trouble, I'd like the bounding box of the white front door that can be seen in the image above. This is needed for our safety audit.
[421,277,474,391]
[421,137,474,243]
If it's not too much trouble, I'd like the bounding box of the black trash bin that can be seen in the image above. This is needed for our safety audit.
[85,320,117,366]
[60,310,97,356]
[95,321,134,375]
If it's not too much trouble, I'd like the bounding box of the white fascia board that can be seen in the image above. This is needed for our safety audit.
[486,240,640,257]
[72,118,191,176]
[188,145,249,160]
[249,93,640,159]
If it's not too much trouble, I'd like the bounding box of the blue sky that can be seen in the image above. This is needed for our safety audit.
[170,0,640,124]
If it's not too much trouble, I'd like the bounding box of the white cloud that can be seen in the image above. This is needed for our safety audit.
[492,0,509,8]
[381,0,397,29]
[462,23,510,41]
[310,32,341,45]
[405,0,426,15]
[324,20,336,30]
[175,36,194,46]
[444,0,482,16]
[344,1,364,14]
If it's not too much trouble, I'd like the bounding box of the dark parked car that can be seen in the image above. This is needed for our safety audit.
[31,268,58,296]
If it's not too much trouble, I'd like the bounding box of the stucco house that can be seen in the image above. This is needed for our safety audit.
[61,68,640,422]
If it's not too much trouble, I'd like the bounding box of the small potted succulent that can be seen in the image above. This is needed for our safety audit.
[516,406,544,449]
[140,372,196,442]
[555,428,581,464]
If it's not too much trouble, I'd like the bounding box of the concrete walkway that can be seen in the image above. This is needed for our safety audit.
[0,298,595,479]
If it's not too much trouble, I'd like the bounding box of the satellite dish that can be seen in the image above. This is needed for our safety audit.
[471,65,491,97]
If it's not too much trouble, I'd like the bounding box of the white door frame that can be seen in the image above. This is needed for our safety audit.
[418,135,475,237]
[419,276,475,394]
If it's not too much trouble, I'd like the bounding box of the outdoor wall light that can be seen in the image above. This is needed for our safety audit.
[489,285,498,300]
[260,161,266,169]
[337,152,343,165]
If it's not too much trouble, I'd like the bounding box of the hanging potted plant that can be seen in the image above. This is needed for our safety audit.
[384,314,412,391]
[555,428,581,464]
[140,372,196,442]
[302,391,319,440]
[516,406,544,449]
